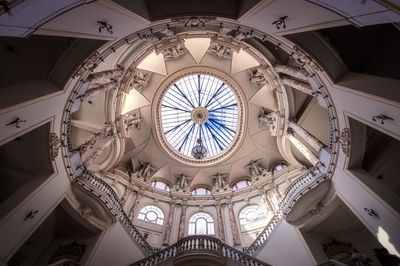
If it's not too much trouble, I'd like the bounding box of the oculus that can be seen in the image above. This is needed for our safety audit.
[154,67,246,167]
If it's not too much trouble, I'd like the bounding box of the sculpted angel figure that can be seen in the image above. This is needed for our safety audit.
[175,174,192,191]
[245,159,268,178]
[211,173,229,191]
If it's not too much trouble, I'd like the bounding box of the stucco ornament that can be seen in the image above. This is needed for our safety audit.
[249,67,268,87]
[162,44,187,60]
[208,43,232,59]
[128,69,151,92]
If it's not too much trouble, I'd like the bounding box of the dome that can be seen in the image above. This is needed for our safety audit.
[1,2,399,266]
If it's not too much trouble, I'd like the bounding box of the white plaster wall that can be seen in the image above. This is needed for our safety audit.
[0,164,70,260]
[89,222,145,266]
[255,220,314,266]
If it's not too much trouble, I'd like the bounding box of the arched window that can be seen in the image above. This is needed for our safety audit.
[239,204,266,226]
[191,187,211,196]
[272,162,288,175]
[151,181,170,192]
[138,205,164,225]
[232,180,252,191]
[188,212,214,235]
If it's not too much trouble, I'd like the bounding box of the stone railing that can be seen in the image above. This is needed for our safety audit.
[244,212,282,256]
[245,166,327,256]
[131,235,270,266]
[279,166,327,216]
[76,170,154,255]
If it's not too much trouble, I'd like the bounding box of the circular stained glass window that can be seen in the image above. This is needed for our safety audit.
[160,74,238,159]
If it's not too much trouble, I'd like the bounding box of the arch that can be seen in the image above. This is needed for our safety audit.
[232,179,252,192]
[190,187,211,196]
[188,212,215,235]
[271,161,288,175]
[137,205,165,225]
[150,180,171,192]
[238,204,267,227]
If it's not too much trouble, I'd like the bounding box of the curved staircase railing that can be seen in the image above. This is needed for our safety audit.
[131,235,270,266]
[245,166,327,256]
[76,170,154,255]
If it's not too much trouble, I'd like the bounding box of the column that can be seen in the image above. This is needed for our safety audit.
[79,121,115,154]
[275,65,308,80]
[227,201,241,246]
[259,189,273,213]
[178,203,187,240]
[120,186,133,207]
[287,132,319,166]
[216,202,225,243]
[288,121,325,152]
[85,67,124,83]
[266,189,279,213]
[83,136,116,168]
[128,191,143,220]
[280,76,313,95]
[81,80,119,101]
[162,200,176,245]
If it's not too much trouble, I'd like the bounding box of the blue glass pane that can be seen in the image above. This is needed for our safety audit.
[161,74,238,158]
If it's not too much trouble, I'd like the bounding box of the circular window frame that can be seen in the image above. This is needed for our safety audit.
[152,66,247,167]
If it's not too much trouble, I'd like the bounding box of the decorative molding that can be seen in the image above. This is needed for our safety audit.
[126,69,151,93]
[161,44,188,60]
[249,66,268,87]
[207,43,232,59]
[49,132,62,161]
[73,51,100,78]
[291,46,321,72]
[171,16,216,27]
[337,128,350,157]
[259,109,282,136]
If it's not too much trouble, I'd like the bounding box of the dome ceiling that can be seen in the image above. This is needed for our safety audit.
[69,27,325,191]
[120,36,284,188]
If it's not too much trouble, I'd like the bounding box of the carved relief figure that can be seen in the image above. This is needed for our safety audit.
[245,159,268,180]
[123,111,142,131]
[175,174,191,191]
[162,44,187,60]
[211,173,228,191]
[131,161,156,182]
[172,16,216,27]
[259,109,280,136]
[129,69,151,92]
[249,67,268,86]
[208,43,232,59]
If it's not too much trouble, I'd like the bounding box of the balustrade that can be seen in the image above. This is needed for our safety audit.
[131,235,269,266]
[76,170,154,255]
